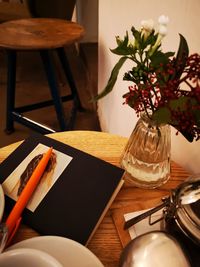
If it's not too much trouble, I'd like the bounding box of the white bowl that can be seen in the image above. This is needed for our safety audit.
[0,248,63,267]
[8,235,104,267]
[0,185,5,222]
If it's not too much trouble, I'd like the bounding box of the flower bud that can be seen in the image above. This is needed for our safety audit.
[141,19,154,32]
[116,36,123,45]
[141,19,154,40]
[128,39,135,48]
[158,25,168,36]
[158,15,169,25]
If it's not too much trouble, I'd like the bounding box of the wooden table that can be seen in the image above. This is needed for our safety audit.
[0,131,190,267]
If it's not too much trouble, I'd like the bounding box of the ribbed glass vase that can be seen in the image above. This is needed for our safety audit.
[121,113,171,189]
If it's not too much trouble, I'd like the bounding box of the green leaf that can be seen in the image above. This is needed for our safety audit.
[110,32,135,55]
[178,129,194,142]
[152,107,171,124]
[165,52,175,58]
[131,26,141,42]
[140,30,157,50]
[193,109,200,127]
[144,30,156,44]
[176,34,189,61]
[123,91,139,108]
[173,34,189,79]
[180,131,194,142]
[150,51,170,68]
[168,96,199,142]
[123,63,149,83]
[92,57,128,101]
[169,97,190,111]
[131,26,143,49]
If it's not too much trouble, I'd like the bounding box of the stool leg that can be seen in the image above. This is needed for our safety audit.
[40,50,68,131]
[5,50,16,134]
[56,47,84,112]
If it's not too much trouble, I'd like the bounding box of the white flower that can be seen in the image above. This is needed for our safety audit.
[141,19,154,40]
[141,19,154,32]
[158,15,169,25]
[158,24,168,36]
[148,20,168,56]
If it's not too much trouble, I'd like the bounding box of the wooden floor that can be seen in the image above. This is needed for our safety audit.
[0,43,100,148]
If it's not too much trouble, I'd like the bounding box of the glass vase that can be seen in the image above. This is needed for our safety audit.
[121,113,171,189]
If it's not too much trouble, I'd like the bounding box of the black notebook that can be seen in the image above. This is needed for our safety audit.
[0,133,124,245]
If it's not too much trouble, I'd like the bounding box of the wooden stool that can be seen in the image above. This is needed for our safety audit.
[0,18,85,134]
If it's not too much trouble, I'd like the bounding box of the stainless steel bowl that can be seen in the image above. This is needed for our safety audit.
[119,231,191,267]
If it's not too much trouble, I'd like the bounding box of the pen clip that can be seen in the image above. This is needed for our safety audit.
[6,217,22,247]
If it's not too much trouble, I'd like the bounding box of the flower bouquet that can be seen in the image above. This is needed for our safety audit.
[95,15,200,142]
[95,15,200,188]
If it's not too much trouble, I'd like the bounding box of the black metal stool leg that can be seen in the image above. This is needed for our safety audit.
[40,50,69,131]
[5,50,16,134]
[56,47,84,112]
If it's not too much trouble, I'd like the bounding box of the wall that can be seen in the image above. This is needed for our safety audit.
[76,0,98,43]
[98,0,200,174]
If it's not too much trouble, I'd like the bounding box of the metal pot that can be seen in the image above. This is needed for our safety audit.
[119,231,191,267]
[122,174,200,267]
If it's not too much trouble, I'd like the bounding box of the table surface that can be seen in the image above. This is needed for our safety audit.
[0,18,85,50]
[0,131,190,267]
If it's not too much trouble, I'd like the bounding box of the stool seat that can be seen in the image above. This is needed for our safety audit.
[0,18,85,50]
[0,18,85,134]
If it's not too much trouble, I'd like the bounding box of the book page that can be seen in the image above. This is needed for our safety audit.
[2,143,73,212]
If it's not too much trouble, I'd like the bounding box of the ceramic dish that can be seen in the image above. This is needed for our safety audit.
[7,236,104,267]
[0,248,62,267]
[0,185,5,222]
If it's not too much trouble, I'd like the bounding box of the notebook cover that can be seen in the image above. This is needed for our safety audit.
[0,133,124,245]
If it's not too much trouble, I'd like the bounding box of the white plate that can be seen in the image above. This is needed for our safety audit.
[0,248,62,267]
[0,185,5,222]
[7,236,104,267]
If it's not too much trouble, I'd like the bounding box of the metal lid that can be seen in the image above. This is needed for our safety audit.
[174,175,200,244]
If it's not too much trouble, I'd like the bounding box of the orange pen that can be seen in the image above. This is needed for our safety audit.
[5,147,53,245]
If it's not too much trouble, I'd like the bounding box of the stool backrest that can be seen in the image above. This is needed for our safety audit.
[27,0,76,20]
[0,1,31,22]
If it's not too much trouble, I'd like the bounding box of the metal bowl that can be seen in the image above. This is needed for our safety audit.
[119,231,191,267]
